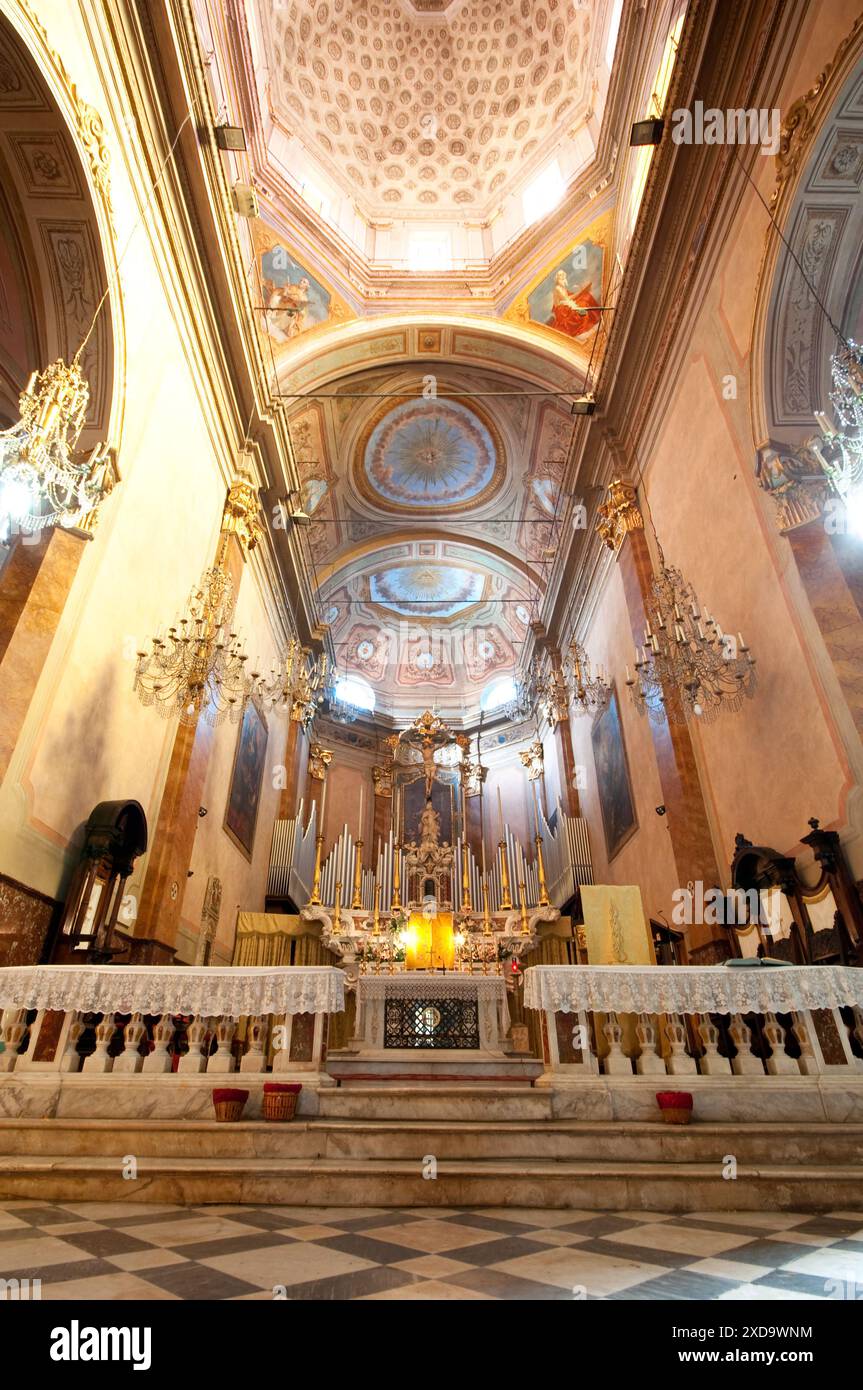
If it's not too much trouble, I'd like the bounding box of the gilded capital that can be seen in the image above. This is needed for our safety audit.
[222,469,263,555]
[371,764,393,797]
[596,478,644,552]
[309,743,333,780]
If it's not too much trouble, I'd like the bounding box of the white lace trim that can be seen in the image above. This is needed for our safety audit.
[523,964,863,1015]
[0,965,345,1018]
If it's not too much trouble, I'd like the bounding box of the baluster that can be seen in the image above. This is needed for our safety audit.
[177,1015,210,1074]
[763,1012,799,1075]
[113,1013,147,1074]
[635,1012,666,1075]
[663,1013,697,1075]
[82,1013,116,1073]
[206,1016,238,1073]
[729,1013,764,1076]
[602,1011,632,1075]
[59,1014,84,1073]
[696,1014,732,1075]
[141,1014,176,1074]
[0,1009,27,1072]
[790,1011,820,1075]
[240,1015,267,1073]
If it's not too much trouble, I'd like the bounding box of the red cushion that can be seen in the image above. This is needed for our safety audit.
[263,1082,302,1094]
[655,1091,693,1108]
[212,1089,249,1104]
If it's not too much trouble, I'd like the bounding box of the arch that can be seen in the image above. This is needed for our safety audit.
[0,3,124,452]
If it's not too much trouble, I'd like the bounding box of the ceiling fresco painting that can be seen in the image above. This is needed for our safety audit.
[282,350,569,718]
[359,398,502,512]
[252,219,352,356]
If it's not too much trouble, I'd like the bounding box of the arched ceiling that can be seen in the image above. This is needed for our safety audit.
[282,337,575,718]
[259,0,600,222]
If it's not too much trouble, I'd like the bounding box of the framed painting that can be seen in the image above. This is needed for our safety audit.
[223,697,269,861]
[591,685,637,861]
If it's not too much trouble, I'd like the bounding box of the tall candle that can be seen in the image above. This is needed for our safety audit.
[358,784,364,841]
[319,774,327,837]
[497,785,504,841]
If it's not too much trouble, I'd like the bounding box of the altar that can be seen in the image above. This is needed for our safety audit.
[327,972,543,1083]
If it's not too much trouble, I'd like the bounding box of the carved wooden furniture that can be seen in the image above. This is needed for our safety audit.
[48,800,147,964]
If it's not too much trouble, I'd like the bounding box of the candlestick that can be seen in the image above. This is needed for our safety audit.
[351,838,364,910]
[461,836,472,912]
[309,834,324,906]
[392,837,401,911]
[498,837,513,910]
[518,879,530,934]
[535,833,550,908]
[333,880,342,930]
[482,876,492,935]
[372,879,381,934]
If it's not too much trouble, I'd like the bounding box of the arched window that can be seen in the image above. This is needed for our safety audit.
[333,675,375,712]
[481,676,517,713]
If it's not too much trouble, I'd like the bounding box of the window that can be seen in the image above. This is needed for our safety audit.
[605,0,624,70]
[481,676,517,712]
[407,231,453,272]
[334,676,375,711]
[522,159,565,228]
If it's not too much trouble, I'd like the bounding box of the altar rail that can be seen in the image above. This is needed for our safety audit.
[525,964,863,1078]
[0,965,344,1077]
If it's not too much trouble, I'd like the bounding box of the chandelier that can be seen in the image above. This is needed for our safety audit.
[134,545,252,726]
[565,640,610,715]
[528,656,569,727]
[258,638,328,725]
[0,359,112,541]
[626,555,756,724]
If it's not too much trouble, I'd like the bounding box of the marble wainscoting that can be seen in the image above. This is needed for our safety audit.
[547,1075,863,1124]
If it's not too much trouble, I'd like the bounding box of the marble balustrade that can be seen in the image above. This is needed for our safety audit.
[1,1000,861,1081]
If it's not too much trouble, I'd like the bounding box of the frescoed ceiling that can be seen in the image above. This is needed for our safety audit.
[284,341,575,718]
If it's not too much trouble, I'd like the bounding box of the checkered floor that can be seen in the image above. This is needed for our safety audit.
[1,1202,861,1300]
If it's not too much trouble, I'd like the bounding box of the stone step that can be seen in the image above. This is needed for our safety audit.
[0,1149,859,1210]
[317,1084,555,1121]
[1,1117,862,1165]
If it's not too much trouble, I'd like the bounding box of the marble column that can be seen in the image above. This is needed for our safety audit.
[0,529,87,785]
[371,763,392,852]
[598,479,724,960]
[134,477,261,961]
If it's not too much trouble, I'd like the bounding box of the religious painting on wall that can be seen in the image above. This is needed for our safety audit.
[590,686,637,861]
[224,697,269,861]
[251,220,351,352]
[400,774,455,847]
[527,238,604,340]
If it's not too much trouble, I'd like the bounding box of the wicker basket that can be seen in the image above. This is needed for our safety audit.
[212,1088,249,1123]
[262,1089,299,1122]
[659,1107,692,1125]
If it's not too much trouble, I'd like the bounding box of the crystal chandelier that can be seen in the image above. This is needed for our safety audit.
[325,669,362,724]
[565,640,610,715]
[0,359,112,541]
[257,638,328,726]
[625,555,756,724]
[134,544,252,726]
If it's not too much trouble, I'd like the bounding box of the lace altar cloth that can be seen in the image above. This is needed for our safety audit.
[0,965,346,1019]
[524,964,863,1015]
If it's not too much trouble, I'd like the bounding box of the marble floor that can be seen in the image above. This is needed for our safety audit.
[0,1201,861,1300]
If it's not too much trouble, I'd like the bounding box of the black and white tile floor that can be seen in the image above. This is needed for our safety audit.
[1,1202,861,1300]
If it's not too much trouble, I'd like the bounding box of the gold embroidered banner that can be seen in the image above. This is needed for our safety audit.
[580,885,654,966]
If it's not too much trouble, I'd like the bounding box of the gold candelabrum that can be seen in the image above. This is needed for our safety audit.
[333,880,342,931]
[498,839,513,910]
[518,880,530,935]
[461,839,473,911]
[309,834,324,906]
[372,880,381,934]
[535,834,550,908]
[482,877,493,935]
[392,842,402,910]
[352,839,364,909]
